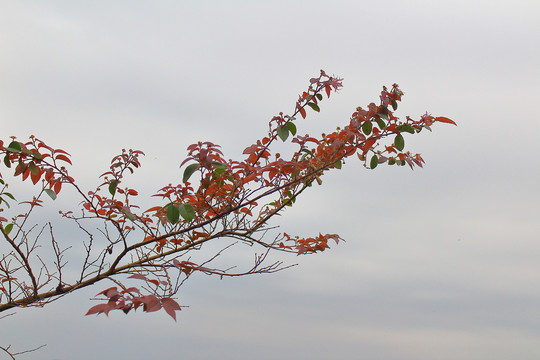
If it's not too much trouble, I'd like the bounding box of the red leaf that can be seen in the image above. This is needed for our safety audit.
[325,233,343,244]
[362,137,377,154]
[86,303,113,316]
[240,207,252,216]
[129,274,148,281]
[17,165,28,179]
[296,245,308,255]
[298,104,307,119]
[241,173,257,185]
[55,154,72,164]
[161,297,182,321]
[98,287,121,300]
[172,259,182,267]
[53,148,71,155]
[122,287,140,294]
[31,170,41,185]
[53,181,62,194]
[242,144,259,155]
[140,295,161,312]
[44,170,54,182]
[434,116,457,125]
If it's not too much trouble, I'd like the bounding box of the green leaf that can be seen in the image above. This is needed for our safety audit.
[370,155,378,169]
[166,205,180,224]
[108,181,117,196]
[44,188,57,200]
[179,204,195,222]
[212,161,227,170]
[391,100,398,111]
[307,102,320,112]
[277,126,289,142]
[286,122,297,136]
[397,124,415,134]
[4,223,13,235]
[394,134,405,151]
[375,118,386,130]
[334,160,342,169]
[183,163,199,183]
[124,211,136,221]
[315,93,323,101]
[299,148,313,161]
[362,121,372,135]
[283,191,296,206]
[6,141,22,153]
[4,154,11,168]
[212,162,227,175]
[388,158,396,165]
[214,167,226,176]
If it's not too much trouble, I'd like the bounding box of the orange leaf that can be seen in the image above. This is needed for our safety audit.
[325,84,331,98]
[44,170,54,182]
[53,181,62,194]
[248,153,257,164]
[31,170,41,185]
[55,154,72,164]
[240,207,252,216]
[362,137,377,154]
[435,116,457,125]
[298,104,307,119]
[53,148,71,155]
[241,173,257,185]
[18,165,29,179]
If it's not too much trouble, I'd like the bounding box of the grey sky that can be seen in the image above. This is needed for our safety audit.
[1,1,539,359]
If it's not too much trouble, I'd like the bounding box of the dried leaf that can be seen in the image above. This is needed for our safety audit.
[161,298,182,321]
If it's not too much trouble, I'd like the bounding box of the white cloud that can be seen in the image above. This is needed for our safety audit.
[1,0,540,359]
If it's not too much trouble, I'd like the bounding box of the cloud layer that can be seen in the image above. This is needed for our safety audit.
[1,1,539,359]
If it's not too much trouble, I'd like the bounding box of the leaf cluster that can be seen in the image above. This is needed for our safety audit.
[0,71,455,321]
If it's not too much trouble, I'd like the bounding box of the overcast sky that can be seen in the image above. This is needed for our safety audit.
[1,1,539,359]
